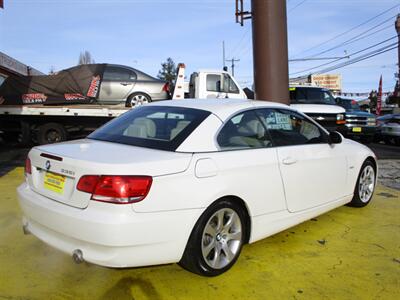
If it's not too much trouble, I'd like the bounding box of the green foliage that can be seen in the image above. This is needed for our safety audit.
[157,57,177,84]
[369,90,377,110]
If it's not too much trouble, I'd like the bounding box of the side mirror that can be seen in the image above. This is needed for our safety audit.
[329,131,342,144]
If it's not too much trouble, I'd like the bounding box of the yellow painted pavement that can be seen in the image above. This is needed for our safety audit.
[0,168,399,300]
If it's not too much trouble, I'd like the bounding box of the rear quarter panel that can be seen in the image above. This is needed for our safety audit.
[133,149,287,218]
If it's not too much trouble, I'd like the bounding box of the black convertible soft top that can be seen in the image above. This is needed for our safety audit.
[0,64,107,105]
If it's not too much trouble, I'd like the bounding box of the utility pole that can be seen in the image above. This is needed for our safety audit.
[222,41,226,69]
[395,14,400,92]
[226,58,240,76]
[251,0,289,104]
[236,0,289,104]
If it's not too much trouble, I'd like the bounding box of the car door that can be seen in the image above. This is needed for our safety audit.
[256,108,348,213]
[205,73,227,99]
[98,66,137,102]
[213,110,287,215]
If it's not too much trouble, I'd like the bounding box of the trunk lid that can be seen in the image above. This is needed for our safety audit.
[27,139,193,209]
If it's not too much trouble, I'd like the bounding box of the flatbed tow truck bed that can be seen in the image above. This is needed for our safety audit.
[0,104,131,145]
[0,104,129,117]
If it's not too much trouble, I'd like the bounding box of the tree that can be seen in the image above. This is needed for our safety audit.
[78,51,95,65]
[368,90,377,111]
[157,57,177,84]
[387,81,400,106]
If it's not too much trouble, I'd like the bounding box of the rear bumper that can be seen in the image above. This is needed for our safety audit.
[17,183,200,268]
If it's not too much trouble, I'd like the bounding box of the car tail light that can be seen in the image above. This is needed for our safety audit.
[77,175,100,193]
[77,175,152,204]
[25,157,32,175]
[162,83,170,93]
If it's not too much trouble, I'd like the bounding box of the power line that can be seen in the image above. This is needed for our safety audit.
[291,3,400,58]
[290,44,397,80]
[230,27,251,58]
[305,14,398,59]
[313,45,397,75]
[290,35,398,75]
[294,43,397,77]
[288,0,308,13]
[291,42,396,77]
[290,56,350,62]
[331,23,393,50]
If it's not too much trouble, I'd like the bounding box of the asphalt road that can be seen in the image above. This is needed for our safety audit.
[367,142,400,160]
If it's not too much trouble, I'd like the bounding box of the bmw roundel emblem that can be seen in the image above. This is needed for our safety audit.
[45,160,51,171]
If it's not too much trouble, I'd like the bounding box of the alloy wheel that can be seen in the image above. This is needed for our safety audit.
[201,208,242,269]
[131,94,149,106]
[358,165,375,203]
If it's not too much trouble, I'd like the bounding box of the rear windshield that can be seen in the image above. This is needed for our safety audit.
[88,106,211,151]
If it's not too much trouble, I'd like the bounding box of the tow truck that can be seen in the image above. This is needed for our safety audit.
[0,65,247,145]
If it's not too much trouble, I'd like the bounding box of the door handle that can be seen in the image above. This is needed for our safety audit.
[282,157,297,165]
[120,82,132,86]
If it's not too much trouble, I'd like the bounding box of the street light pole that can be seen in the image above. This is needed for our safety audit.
[395,14,400,88]
[251,0,289,104]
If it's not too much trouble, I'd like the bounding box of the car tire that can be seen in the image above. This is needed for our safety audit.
[179,199,247,276]
[347,159,376,207]
[37,123,67,145]
[126,92,151,107]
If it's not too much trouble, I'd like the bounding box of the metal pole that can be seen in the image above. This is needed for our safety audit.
[251,0,289,104]
[396,14,400,85]
[226,58,240,77]
[223,41,226,68]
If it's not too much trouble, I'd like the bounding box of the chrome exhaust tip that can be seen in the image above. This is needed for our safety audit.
[72,249,84,264]
[22,224,30,235]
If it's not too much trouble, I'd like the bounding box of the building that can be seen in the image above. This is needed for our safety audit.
[0,51,44,85]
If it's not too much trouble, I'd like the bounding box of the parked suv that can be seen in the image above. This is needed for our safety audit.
[289,86,346,132]
[335,97,377,143]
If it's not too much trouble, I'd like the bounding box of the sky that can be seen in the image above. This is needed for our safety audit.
[0,0,399,93]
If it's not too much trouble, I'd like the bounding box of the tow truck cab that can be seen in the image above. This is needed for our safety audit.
[187,70,247,99]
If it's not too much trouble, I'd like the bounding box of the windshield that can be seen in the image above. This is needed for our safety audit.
[88,106,211,151]
[290,87,337,105]
[338,99,361,111]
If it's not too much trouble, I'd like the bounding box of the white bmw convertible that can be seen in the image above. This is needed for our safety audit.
[18,99,377,276]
